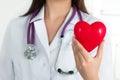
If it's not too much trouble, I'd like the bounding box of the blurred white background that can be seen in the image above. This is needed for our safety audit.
[0,0,120,79]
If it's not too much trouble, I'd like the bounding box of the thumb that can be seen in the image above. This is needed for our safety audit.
[94,40,104,60]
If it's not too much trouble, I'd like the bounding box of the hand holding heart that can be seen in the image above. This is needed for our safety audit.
[72,21,106,80]
[72,38,104,80]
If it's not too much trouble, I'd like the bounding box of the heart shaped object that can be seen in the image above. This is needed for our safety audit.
[74,21,106,52]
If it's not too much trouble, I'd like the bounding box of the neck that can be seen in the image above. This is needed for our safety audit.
[45,0,72,20]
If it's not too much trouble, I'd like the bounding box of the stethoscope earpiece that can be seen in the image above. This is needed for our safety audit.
[57,68,74,75]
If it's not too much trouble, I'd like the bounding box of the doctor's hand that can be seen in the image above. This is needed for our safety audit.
[72,37,104,80]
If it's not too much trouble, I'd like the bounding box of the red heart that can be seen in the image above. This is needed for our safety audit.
[74,21,106,52]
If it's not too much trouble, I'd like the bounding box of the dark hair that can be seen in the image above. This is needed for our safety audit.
[23,0,88,16]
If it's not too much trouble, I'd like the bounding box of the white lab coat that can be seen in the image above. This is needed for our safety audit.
[0,6,113,80]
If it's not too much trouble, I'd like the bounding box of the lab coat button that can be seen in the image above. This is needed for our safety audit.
[42,62,46,67]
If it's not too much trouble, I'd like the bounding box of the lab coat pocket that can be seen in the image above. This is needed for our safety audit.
[55,30,78,75]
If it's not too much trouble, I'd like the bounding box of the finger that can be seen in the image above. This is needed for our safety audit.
[95,40,104,60]
[72,37,91,60]
[73,50,82,70]
[72,42,85,63]
[72,44,85,70]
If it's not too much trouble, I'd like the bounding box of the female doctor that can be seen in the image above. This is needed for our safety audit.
[0,0,113,80]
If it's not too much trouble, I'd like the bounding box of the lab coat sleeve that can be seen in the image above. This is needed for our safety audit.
[0,21,14,80]
[99,32,113,80]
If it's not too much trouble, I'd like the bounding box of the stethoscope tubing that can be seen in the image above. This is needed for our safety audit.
[24,5,83,74]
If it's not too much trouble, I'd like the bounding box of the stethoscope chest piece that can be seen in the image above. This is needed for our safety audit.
[24,44,37,60]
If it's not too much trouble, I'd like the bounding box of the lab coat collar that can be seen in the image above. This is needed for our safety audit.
[30,6,44,23]
[29,6,81,27]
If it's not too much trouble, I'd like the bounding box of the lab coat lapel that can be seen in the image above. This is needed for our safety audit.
[29,6,50,58]
[34,20,50,58]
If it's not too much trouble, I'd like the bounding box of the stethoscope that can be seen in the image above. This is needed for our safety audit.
[24,6,83,74]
